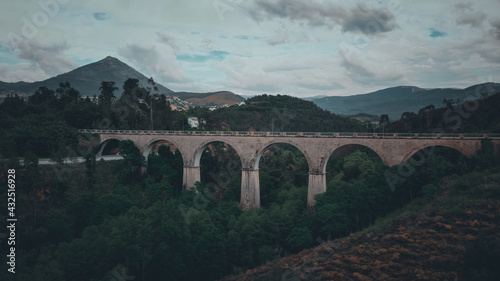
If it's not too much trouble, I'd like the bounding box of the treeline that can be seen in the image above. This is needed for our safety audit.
[0,80,371,159]
[0,137,496,280]
[0,79,190,158]
[1,79,498,280]
[203,94,371,132]
[381,91,500,133]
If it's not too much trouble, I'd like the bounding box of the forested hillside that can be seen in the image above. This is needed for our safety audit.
[380,91,500,133]
[221,166,500,281]
[311,82,500,121]
[0,80,179,158]
[0,81,370,159]
[1,134,497,280]
[0,80,499,280]
[203,94,369,132]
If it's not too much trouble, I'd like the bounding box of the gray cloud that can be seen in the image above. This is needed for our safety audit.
[454,3,487,28]
[340,50,375,80]
[341,3,397,35]
[267,34,289,46]
[248,0,397,36]
[7,37,78,76]
[339,48,405,87]
[118,43,190,83]
[156,31,178,50]
[456,12,487,28]
[454,3,473,12]
[490,19,500,40]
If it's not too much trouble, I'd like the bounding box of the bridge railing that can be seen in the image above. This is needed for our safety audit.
[77,129,500,139]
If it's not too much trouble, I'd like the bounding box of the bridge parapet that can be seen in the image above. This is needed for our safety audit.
[78,129,500,139]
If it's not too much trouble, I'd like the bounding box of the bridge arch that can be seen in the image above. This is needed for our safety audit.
[141,138,184,162]
[193,140,243,200]
[402,144,477,164]
[255,142,310,207]
[323,144,385,174]
[193,139,243,167]
[97,138,122,156]
[402,143,475,164]
[254,140,313,171]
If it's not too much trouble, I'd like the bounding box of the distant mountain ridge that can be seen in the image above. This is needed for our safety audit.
[0,56,241,106]
[0,56,173,97]
[2,56,498,112]
[311,83,500,120]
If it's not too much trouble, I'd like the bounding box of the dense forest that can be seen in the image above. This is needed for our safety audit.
[381,91,500,133]
[0,80,499,280]
[201,94,369,132]
[0,80,183,159]
[2,137,496,280]
[0,80,371,159]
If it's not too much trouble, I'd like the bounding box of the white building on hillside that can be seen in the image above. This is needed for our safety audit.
[188,117,199,128]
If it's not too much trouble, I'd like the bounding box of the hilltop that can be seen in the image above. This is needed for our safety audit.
[176,91,244,106]
[380,91,500,133]
[311,83,500,120]
[0,56,173,97]
[204,94,369,132]
[0,56,241,106]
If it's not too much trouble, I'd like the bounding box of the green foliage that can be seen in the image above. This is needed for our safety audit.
[342,150,377,181]
[118,140,145,182]
[379,113,390,125]
[465,237,500,280]
[98,81,118,106]
[384,92,500,133]
[45,209,75,244]
[286,226,315,253]
[0,108,78,158]
[421,183,439,198]
[4,140,499,281]
[205,94,369,132]
[258,144,308,207]
[313,148,398,238]
[1,81,499,281]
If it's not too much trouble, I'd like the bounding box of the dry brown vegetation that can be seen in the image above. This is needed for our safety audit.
[220,170,500,281]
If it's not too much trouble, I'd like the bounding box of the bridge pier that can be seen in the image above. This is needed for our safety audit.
[240,168,260,210]
[183,166,201,189]
[308,172,326,208]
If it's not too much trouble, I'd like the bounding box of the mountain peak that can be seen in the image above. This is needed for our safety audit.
[102,55,120,62]
[0,56,174,97]
[0,57,244,106]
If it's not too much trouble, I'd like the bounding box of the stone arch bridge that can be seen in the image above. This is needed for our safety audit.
[80,129,500,209]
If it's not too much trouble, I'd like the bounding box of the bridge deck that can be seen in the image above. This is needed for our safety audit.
[79,129,500,139]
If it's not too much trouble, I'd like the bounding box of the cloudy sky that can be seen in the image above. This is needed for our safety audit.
[1,0,499,97]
